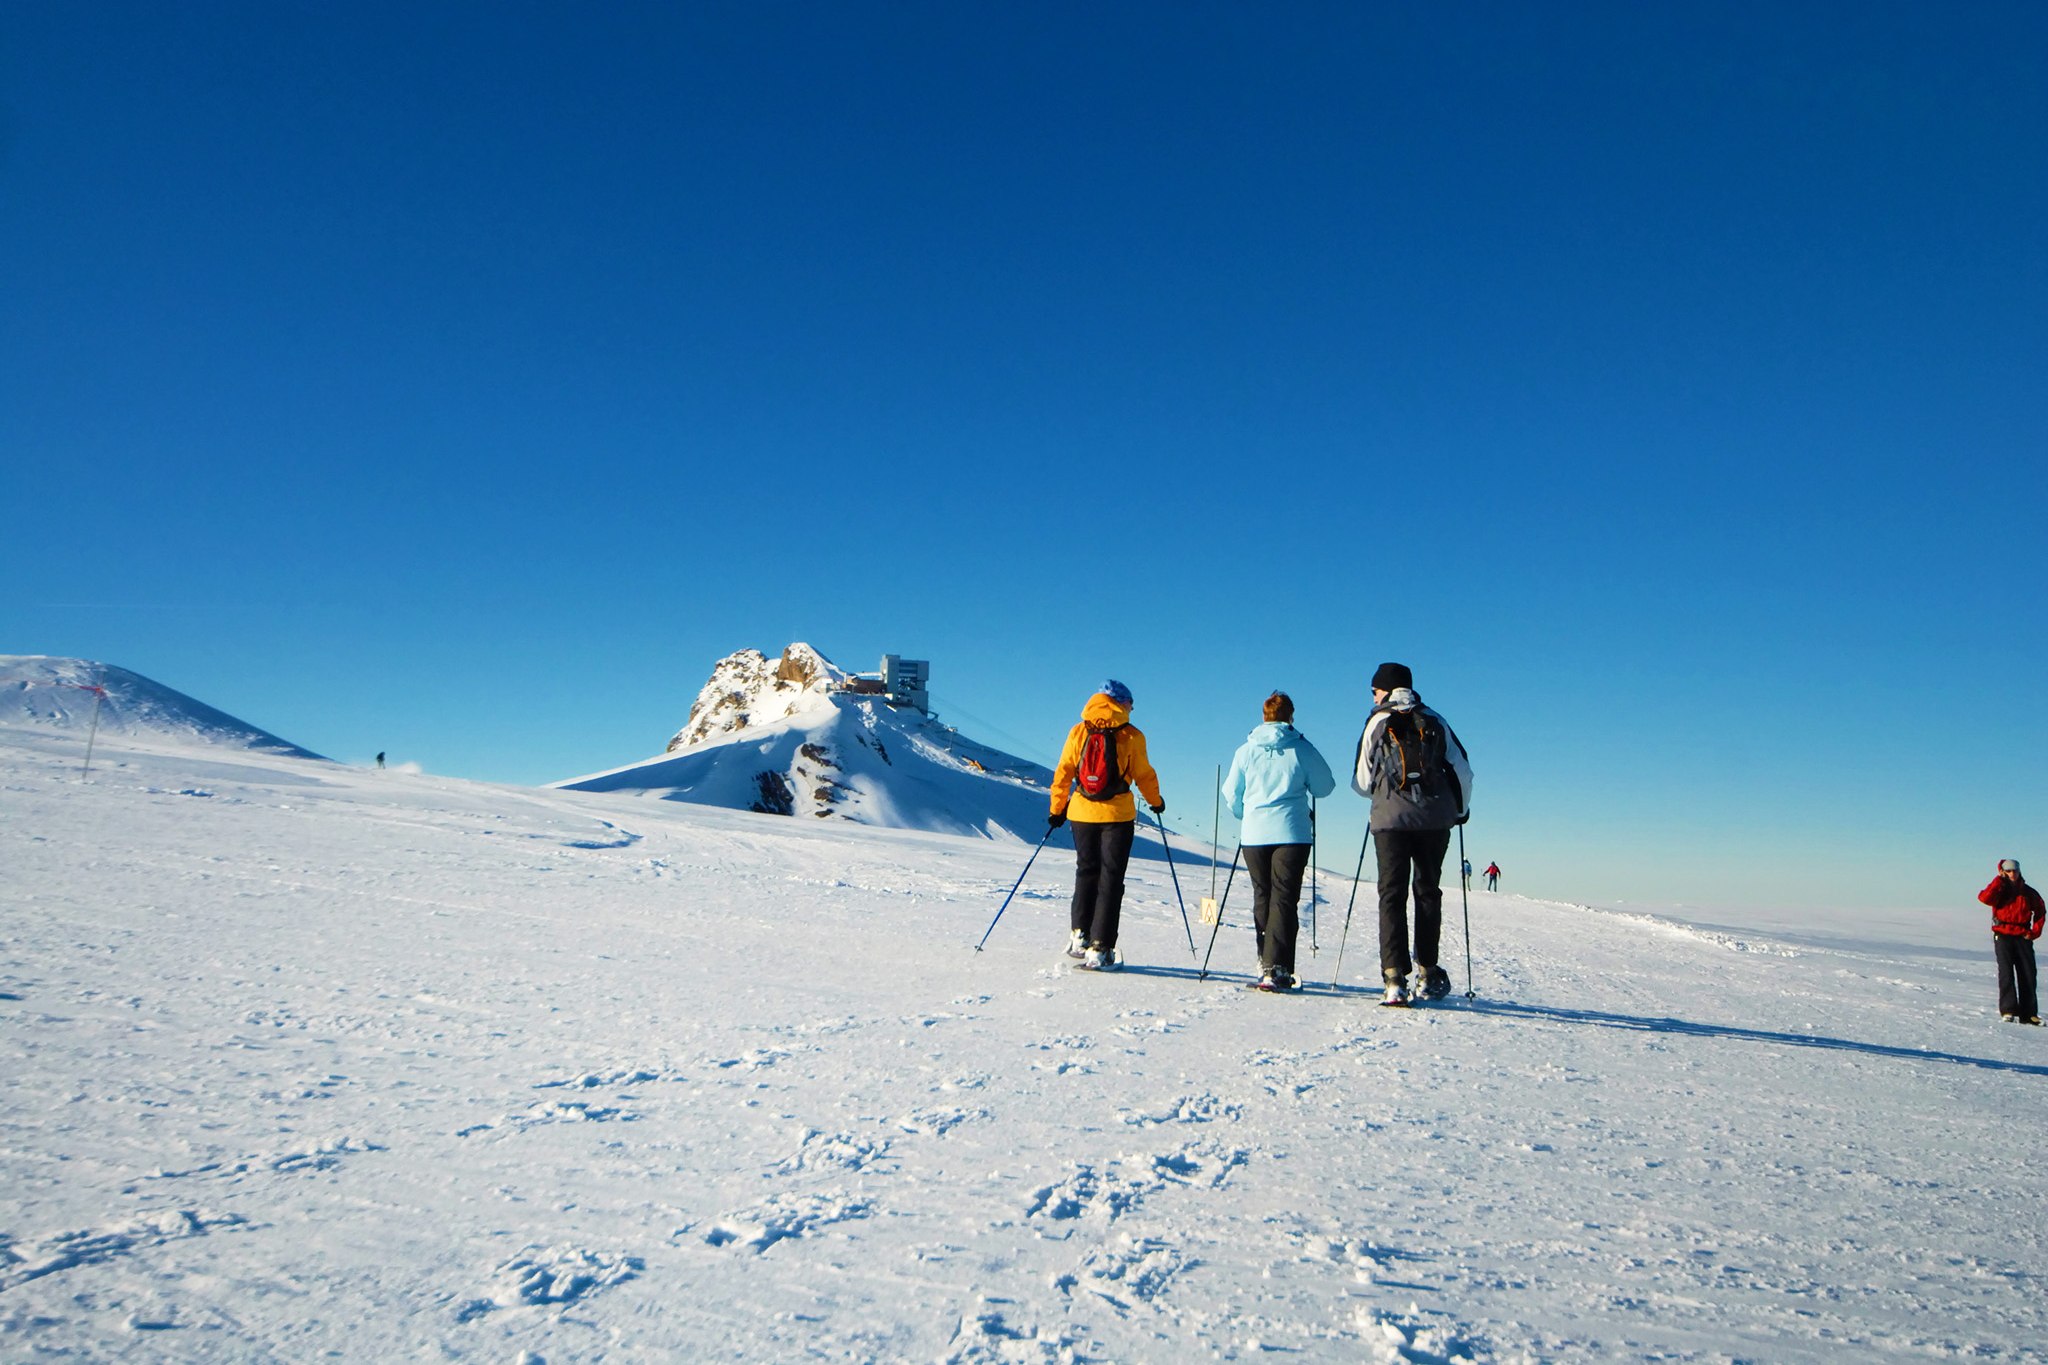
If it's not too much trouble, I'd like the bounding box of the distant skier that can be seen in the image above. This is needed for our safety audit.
[375,751,386,770]
[1048,680,1164,972]
[1351,663,1472,1006]
[1484,861,1500,892]
[1979,858,2044,1024]
[1461,858,1473,892]
[1223,691,1336,992]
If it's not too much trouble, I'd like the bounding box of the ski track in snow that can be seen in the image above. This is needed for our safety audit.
[3,727,2046,1361]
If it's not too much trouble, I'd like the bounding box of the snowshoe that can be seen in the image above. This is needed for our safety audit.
[1380,970,1410,1007]
[1066,929,1088,960]
[1079,945,1122,972]
[1415,966,1452,1001]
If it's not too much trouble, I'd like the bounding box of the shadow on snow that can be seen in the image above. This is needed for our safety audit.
[1466,999,2048,1078]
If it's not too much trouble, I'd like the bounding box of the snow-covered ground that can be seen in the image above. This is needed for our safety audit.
[4,727,2044,1363]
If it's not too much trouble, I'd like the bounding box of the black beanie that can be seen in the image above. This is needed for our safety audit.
[1372,662,1413,692]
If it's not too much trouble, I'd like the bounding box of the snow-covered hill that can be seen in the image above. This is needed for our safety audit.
[0,655,324,760]
[554,643,1058,843]
[5,726,2046,1361]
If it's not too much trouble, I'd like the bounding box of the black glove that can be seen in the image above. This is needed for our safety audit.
[1047,812,1067,830]
[1148,802,1165,815]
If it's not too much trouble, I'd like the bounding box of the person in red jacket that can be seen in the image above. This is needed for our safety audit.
[1978,858,2045,1024]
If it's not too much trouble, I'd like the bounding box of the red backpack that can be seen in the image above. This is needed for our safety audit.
[1076,726,1131,802]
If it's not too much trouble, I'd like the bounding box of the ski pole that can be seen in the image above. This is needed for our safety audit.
[1331,825,1371,989]
[1150,808,1196,956]
[974,824,1057,952]
[1457,823,1474,999]
[1307,796,1319,955]
[1196,845,1242,980]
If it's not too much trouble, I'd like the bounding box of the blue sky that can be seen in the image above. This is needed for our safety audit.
[6,2,2043,921]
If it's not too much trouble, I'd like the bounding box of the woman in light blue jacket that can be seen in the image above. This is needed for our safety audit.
[1223,692,1337,991]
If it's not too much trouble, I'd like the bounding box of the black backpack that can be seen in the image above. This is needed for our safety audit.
[1076,726,1131,801]
[1378,708,1450,804]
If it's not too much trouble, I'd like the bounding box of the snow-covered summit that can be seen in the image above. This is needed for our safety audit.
[555,643,1054,843]
[0,655,324,760]
[666,642,848,751]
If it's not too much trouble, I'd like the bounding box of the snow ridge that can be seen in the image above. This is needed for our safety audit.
[0,655,323,760]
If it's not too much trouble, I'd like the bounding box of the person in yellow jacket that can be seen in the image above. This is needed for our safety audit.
[1048,679,1164,971]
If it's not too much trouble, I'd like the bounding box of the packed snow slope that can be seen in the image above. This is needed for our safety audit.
[0,655,323,760]
[553,643,1062,845]
[4,728,2046,1363]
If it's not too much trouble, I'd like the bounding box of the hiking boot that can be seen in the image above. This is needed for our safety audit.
[1067,929,1088,959]
[1082,944,1121,972]
[1416,965,1452,1000]
[2002,1013,2022,1022]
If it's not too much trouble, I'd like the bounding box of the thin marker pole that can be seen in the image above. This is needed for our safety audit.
[80,686,105,780]
[1209,765,1221,899]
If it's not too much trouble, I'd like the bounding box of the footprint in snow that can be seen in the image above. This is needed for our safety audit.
[698,1192,872,1254]
[1119,1093,1243,1128]
[895,1105,991,1136]
[0,1210,248,1293]
[457,1100,635,1138]
[452,1245,641,1321]
[141,1135,384,1184]
[942,1298,1083,1364]
[773,1129,896,1175]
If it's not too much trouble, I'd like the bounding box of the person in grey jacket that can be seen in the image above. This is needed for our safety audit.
[1224,692,1337,991]
[1351,663,1473,1006]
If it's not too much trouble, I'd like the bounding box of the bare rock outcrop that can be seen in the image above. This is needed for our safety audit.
[667,643,846,752]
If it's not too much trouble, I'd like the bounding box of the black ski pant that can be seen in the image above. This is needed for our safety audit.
[1244,843,1310,977]
[1071,819,1136,951]
[1374,827,1452,979]
[1994,933,2039,1018]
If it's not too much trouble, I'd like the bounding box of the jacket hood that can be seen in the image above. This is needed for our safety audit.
[1246,721,1299,750]
[1381,687,1421,713]
[1082,694,1131,729]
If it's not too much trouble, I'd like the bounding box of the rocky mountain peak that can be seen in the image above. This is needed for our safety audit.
[667,643,847,752]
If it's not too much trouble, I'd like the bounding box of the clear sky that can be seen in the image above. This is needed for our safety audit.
[6,2,2043,923]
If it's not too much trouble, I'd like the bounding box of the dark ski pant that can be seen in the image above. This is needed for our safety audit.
[1244,843,1310,977]
[1375,827,1452,979]
[1994,933,2039,1018]
[1071,819,1135,951]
